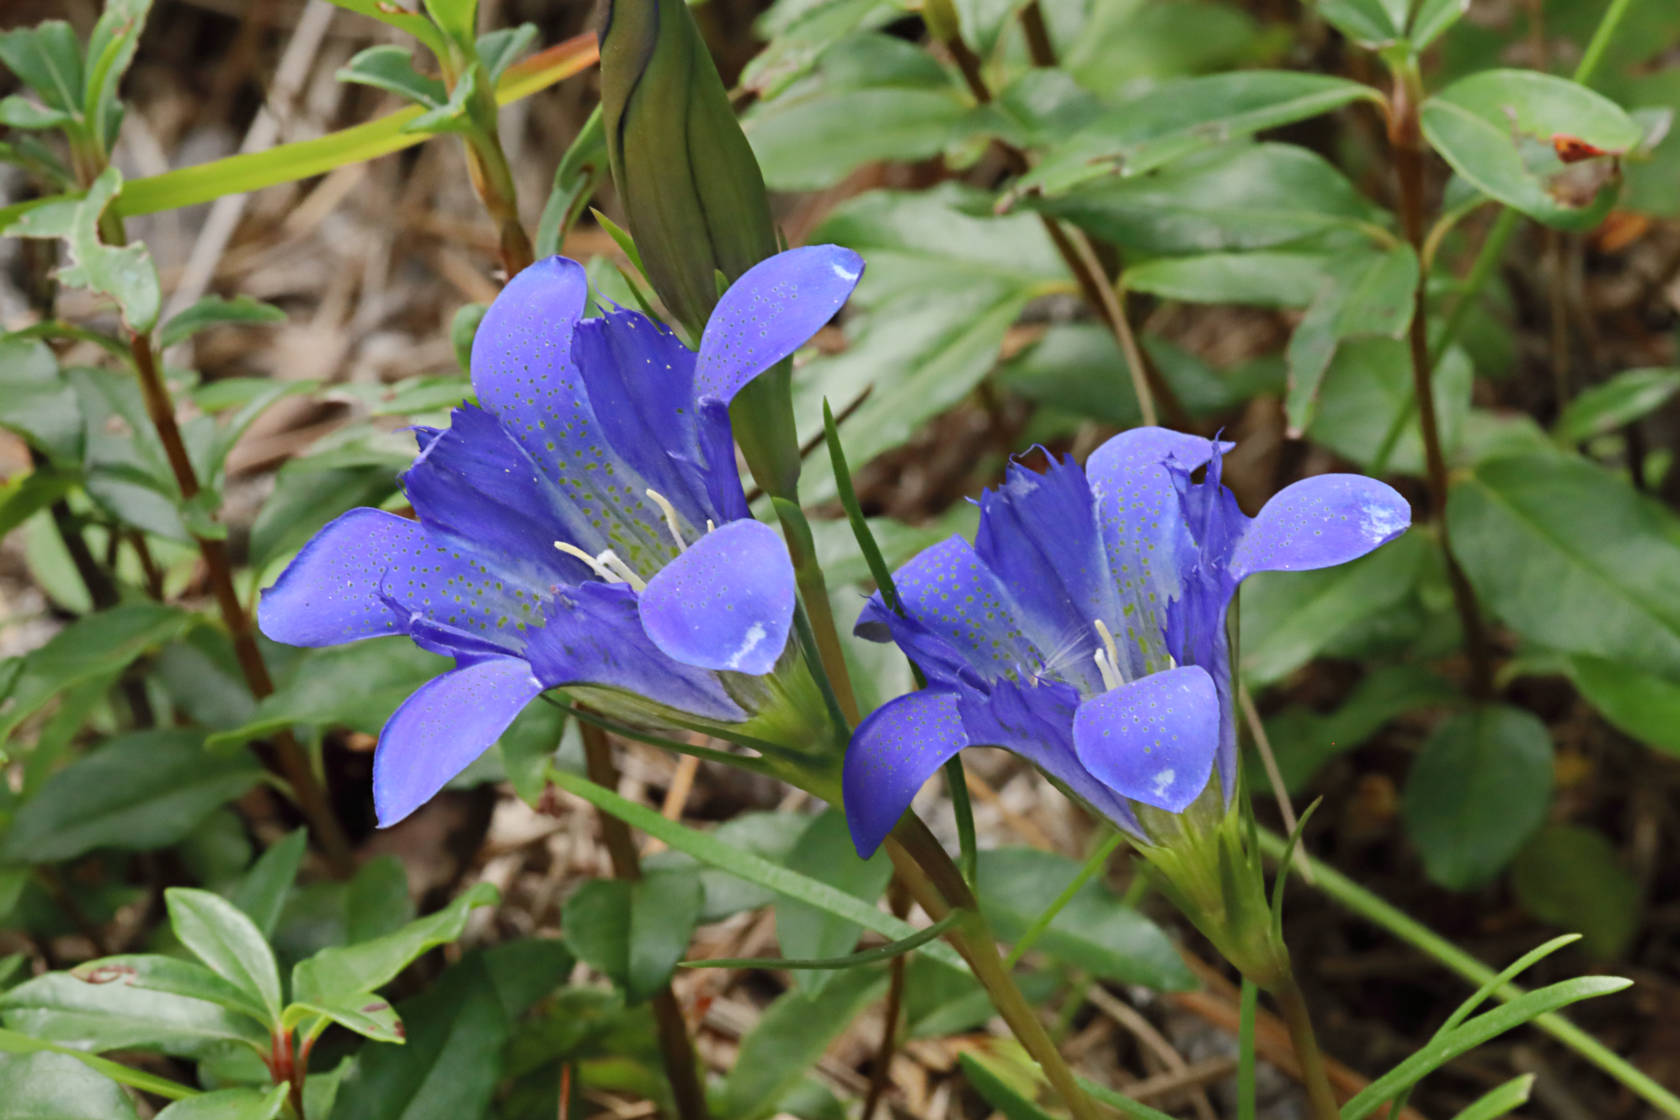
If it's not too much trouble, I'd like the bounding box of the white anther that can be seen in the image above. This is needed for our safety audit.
[554,541,648,592]
[705,519,716,534]
[597,549,647,592]
[1093,619,1124,686]
[1093,648,1122,692]
[645,488,688,552]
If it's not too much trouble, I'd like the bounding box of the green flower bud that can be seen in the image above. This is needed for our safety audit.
[599,0,802,499]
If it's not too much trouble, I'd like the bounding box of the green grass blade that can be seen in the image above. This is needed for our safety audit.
[1448,1074,1535,1120]
[682,912,960,971]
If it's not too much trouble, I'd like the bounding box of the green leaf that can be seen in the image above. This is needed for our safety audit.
[564,871,702,1004]
[68,955,267,1026]
[1341,975,1631,1119]
[1447,453,1680,681]
[1402,705,1553,890]
[1566,653,1680,757]
[158,295,285,349]
[291,881,497,1005]
[154,1086,288,1120]
[641,811,809,922]
[329,953,509,1120]
[2,729,264,864]
[746,57,968,191]
[535,105,605,259]
[321,0,451,59]
[0,1026,193,1101]
[0,970,269,1059]
[974,848,1195,990]
[0,1051,139,1119]
[1409,0,1470,50]
[1011,72,1383,199]
[204,640,447,750]
[1447,1074,1535,1120]
[0,469,78,539]
[1262,664,1458,793]
[165,889,283,1024]
[337,44,448,108]
[1124,250,1334,308]
[399,59,478,136]
[1028,142,1386,257]
[1553,367,1680,444]
[1,167,160,332]
[774,809,894,992]
[1284,243,1418,435]
[1313,0,1405,47]
[1239,531,1425,686]
[448,302,486,372]
[742,0,898,98]
[347,856,416,944]
[248,461,400,569]
[0,22,85,114]
[0,95,74,130]
[548,767,968,970]
[1511,825,1640,960]
[1422,70,1644,231]
[797,185,1064,499]
[422,0,478,48]
[1058,0,1259,94]
[1305,339,1472,476]
[0,337,83,465]
[959,1050,1058,1120]
[476,23,537,83]
[82,0,152,151]
[284,990,403,1043]
[717,966,889,1120]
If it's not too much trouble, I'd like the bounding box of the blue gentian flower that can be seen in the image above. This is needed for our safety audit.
[258,246,863,826]
[843,428,1410,857]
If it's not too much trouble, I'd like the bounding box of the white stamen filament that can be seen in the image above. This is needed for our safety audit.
[554,541,648,592]
[705,519,715,534]
[1093,648,1122,691]
[645,488,688,552]
[1093,619,1124,688]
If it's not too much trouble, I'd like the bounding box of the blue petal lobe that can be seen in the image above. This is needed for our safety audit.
[639,520,793,674]
[973,453,1115,693]
[843,690,968,858]
[569,309,713,527]
[257,507,528,655]
[524,582,746,721]
[1072,665,1220,813]
[1229,474,1412,581]
[1085,428,1225,676]
[694,245,863,403]
[859,537,1035,686]
[373,657,543,826]
[470,255,590,432]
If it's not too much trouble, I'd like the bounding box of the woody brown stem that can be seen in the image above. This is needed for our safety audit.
[125,330,355,875]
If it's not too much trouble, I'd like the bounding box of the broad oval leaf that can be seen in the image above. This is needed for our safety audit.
[154,1086,289,1120]
[563,871,702,1004]
[1447,453,1680,680]
[0,971,269,1058]
[1511,825,1640,961]
[290,881,497,1006]
[0,1051,139,1120]
[1422,70,1644,231]
[164,889,282,1024]
[1402,705,1553,890]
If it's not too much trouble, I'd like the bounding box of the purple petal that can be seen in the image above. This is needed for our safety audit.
[694,245,863,403]
[843,690,969,858]
[864,537,1036,685]
[1072,665,1220,812]
[973,454,1116,693]
[961,678,1142,837]
[373,657,543,826]
[470,255,590,433]
[570,309,713,526]
[524,581,745,722]
[1229,474,1411,582]
[257,507,528,654]
[468,257,677,573]
[638,520,794,675]
[401,404,585,591]
[1085,428,1226,677]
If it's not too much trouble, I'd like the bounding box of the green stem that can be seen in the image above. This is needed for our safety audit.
[1272,972,1341,1120]
[1573,0,1638,85]
[1255,828,1680,1120]
[1238,979,1258,1120]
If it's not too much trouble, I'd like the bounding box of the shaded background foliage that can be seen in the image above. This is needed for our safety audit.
[0,0,1678,1117]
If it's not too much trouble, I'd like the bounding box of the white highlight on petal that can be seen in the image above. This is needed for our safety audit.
[726,621,769,671]
[1151,768,1176,801]
[1361,499,1409,541]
